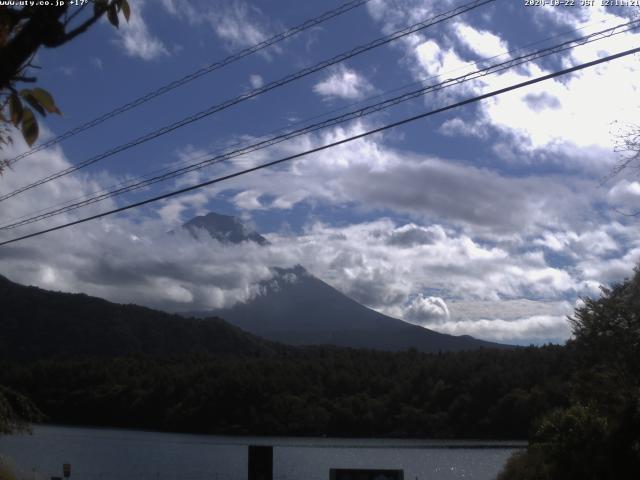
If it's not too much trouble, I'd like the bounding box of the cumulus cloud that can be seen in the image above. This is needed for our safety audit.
[313,66,375,101]
[438,117,488,139]
[404,295,450,326]
[533,228,619,258]
[466,10,640,170]
[187,121,597,238]
[266,219,578,310]
[453,22,509,58]
[414,40,470,79]
[607,180,640,212]
[373,2,640,174]
[0,133,591,344]
[2,97,638,347]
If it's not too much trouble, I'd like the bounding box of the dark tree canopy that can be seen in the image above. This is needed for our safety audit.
[499,267,640,480]
[0,386,41,435]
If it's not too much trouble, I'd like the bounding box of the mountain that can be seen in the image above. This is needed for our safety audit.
[192,265,506,352]
[183,214,508,353]
[182,212,268,245]
[0,274,280,361]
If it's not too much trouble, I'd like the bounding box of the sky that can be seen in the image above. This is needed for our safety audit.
[1,0,640,345]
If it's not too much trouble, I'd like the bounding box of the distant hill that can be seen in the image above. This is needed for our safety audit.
[191,265,507,352]
[0,274,279,361]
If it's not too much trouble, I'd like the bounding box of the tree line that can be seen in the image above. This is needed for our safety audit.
[0,345,570,439]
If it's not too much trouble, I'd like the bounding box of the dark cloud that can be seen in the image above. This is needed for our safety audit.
[387,225,444,247]
[523,92,561,112]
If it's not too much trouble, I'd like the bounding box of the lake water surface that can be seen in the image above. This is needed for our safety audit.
[0,425,524,480]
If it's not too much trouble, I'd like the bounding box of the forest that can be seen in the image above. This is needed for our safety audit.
[1,268,639,478]
[0,272,570,439]
[0,346,570,439]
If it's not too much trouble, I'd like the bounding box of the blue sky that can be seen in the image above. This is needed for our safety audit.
[2,0,640,345]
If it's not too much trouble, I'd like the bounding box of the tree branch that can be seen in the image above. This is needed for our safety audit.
[48,5,108,47]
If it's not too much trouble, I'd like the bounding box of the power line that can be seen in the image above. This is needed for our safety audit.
[4,0,371,167]
[0,14,613,229]
[0,0,495,203]
[1,44,638,248]
[2,18,637,231]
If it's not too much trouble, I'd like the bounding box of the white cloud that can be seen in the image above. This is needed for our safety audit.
[608,179,640,212]
[205,121,596,237]
[439,117,488,139]
[470,12,640,170]
[372,3,640,174]
[233,190,264,210]
[266,219,578,310]
[249,74,264,89]
[454,22,509,59]
[0,135,589,343]
[115,1,169,61]
[534,228,619,258]
[163,0,275,53]
[448,298,573,321]
[366,0,452,33]
[313,66,375,100]
[404,295,450,326]
[414,40,470,78]
[0,132,634,345]
[212,3,269,49]
[435,315,572,345]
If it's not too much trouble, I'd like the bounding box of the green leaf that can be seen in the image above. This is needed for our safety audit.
[9,93,23,126]
[107,4,119,28]
[20,90,47,117]
[30,88,61,115]
[121,0,131,22]
[21,108,38,147]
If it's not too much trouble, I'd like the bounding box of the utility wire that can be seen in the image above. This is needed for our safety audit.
[1,44,638,247]
[1,14,613,228]
[0,0,495,203]
[5,0,371,166]
[1,18,636,231]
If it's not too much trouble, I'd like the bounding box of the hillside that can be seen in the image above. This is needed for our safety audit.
[0,274,279,360]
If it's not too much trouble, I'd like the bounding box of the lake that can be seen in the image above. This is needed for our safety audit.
[0,425,524,480]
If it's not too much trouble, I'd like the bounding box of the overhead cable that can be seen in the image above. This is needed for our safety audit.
[5,0,372,166]
[2,18,636,231]
[1,43,638,247]
[0,0,495,203]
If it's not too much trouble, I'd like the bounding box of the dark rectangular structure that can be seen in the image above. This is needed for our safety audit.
[330,469,404,480]
[248,445,273,480]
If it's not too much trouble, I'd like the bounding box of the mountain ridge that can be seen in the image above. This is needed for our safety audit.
[190,264,508,352]
[0,273,281,360]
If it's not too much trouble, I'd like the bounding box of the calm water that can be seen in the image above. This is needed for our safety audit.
[0,425,524,480]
